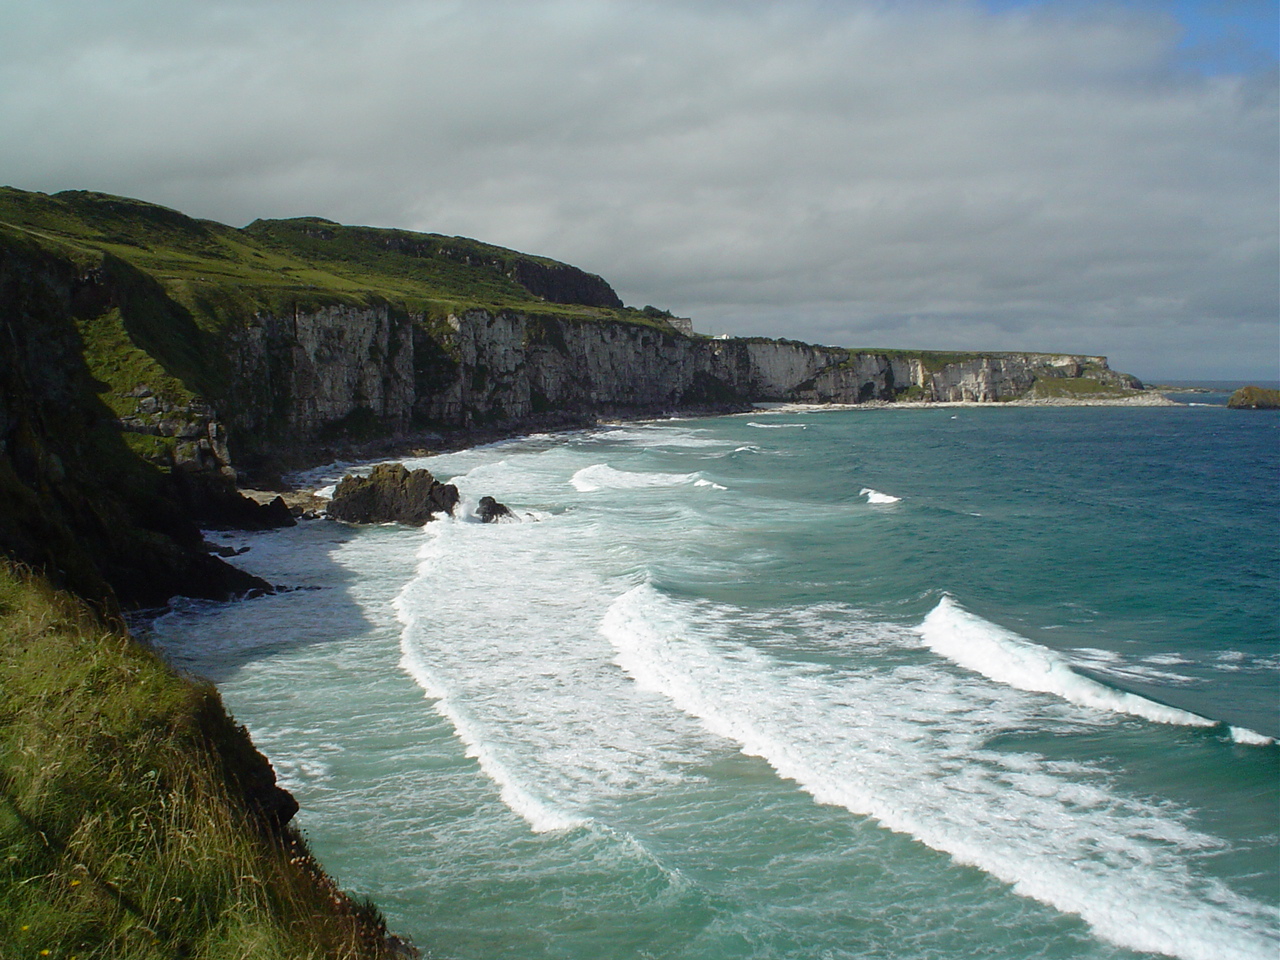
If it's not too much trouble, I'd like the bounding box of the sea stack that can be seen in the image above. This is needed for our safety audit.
[327,463,460,525]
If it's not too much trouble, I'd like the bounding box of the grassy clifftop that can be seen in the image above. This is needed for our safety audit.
[0,187,641,326]
[0,562,398,959]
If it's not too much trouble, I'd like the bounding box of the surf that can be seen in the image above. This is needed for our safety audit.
[601,582,1278,960]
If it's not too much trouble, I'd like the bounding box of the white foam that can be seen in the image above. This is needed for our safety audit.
[746,421,807,429]
[603,584,1278,960]
[392,514,721,839]
[397,638,586,834]
[591,427,732,449]
[919,597,1215,728]
[1229,726,1275,746]
[859,487,901,504]
[570,463,718,493]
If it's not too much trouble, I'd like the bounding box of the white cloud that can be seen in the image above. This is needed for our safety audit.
[0,0,1275,379]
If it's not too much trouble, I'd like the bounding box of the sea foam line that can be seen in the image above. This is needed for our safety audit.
[571,463,725,492]
[918,596,1218,729]
[393,532,587,834]
[396,634,587,834]
[601,583,1278,960]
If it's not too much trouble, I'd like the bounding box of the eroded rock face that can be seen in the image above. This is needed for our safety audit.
[326,463,458,525]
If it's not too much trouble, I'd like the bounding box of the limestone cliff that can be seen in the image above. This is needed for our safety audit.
[0,186,1147,491]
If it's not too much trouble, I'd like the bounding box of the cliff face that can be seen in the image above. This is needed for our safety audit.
[0,186,1147,487]
[414,312,843,425]
[0,227,266,607]
[225,303,417,444]
[86,297,1146,473]
[799,351,1140,403]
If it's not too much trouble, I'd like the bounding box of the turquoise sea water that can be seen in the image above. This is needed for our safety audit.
[153,403,1279,960]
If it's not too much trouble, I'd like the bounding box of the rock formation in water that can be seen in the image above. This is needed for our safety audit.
[1227,386,1280,409]
[327,463,459,525]
[477,495,515,523]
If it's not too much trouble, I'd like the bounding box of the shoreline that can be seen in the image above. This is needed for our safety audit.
[244,391,1182,503]
[193,400,1277,960]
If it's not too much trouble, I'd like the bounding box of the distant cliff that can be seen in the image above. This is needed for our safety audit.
[0,185,1147,512]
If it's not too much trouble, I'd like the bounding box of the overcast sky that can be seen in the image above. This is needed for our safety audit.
[2,0,1276,380]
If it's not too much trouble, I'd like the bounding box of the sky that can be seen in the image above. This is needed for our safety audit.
[1,0,1276,381]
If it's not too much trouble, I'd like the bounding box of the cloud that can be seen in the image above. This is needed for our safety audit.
[1,0,1275,379]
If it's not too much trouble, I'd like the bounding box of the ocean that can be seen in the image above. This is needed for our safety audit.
[151,399,1279,960]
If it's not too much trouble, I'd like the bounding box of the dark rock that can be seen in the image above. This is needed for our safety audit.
[327,462,459,525]
[477,495,515,523]
[168,472,297,531]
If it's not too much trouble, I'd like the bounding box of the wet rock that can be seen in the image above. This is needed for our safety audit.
[327,463,459,525]
[477,495,515,523]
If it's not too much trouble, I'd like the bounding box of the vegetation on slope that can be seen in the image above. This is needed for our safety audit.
[0,223,266,608]
[0,562,399,959]
[1026,376,1133,399]
[1227,386,1280,409]
[0,187,659,329]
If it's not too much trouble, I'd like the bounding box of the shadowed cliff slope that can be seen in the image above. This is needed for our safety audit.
[0,223,267,609]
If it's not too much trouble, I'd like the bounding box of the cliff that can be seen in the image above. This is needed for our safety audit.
[0,186,1146,487]
[0,223,268,608]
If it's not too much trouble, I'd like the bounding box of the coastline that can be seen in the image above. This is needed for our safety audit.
[244,390,1181,506]
[762,392,1178,414]
[181,401,1279,960]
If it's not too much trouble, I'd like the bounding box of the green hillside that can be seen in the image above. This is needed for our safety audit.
[0,561,397,959]
[0,187,650,326]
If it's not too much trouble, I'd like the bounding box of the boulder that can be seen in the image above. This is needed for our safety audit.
[327,463,459,525]
[477,495,515,523]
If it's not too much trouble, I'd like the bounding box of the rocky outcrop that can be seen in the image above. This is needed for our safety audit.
[505,259,622,308]
[327,463,459,525]
[477,496,515,523]
[1227,386,1280,409]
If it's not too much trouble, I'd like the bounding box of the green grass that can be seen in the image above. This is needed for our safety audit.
[1027,376,1126,398]
[1227,386,1280,409]
[0,562,398,959]
[0,187,647,328]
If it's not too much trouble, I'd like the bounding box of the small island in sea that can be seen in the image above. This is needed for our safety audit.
[1228,385,1280,409]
